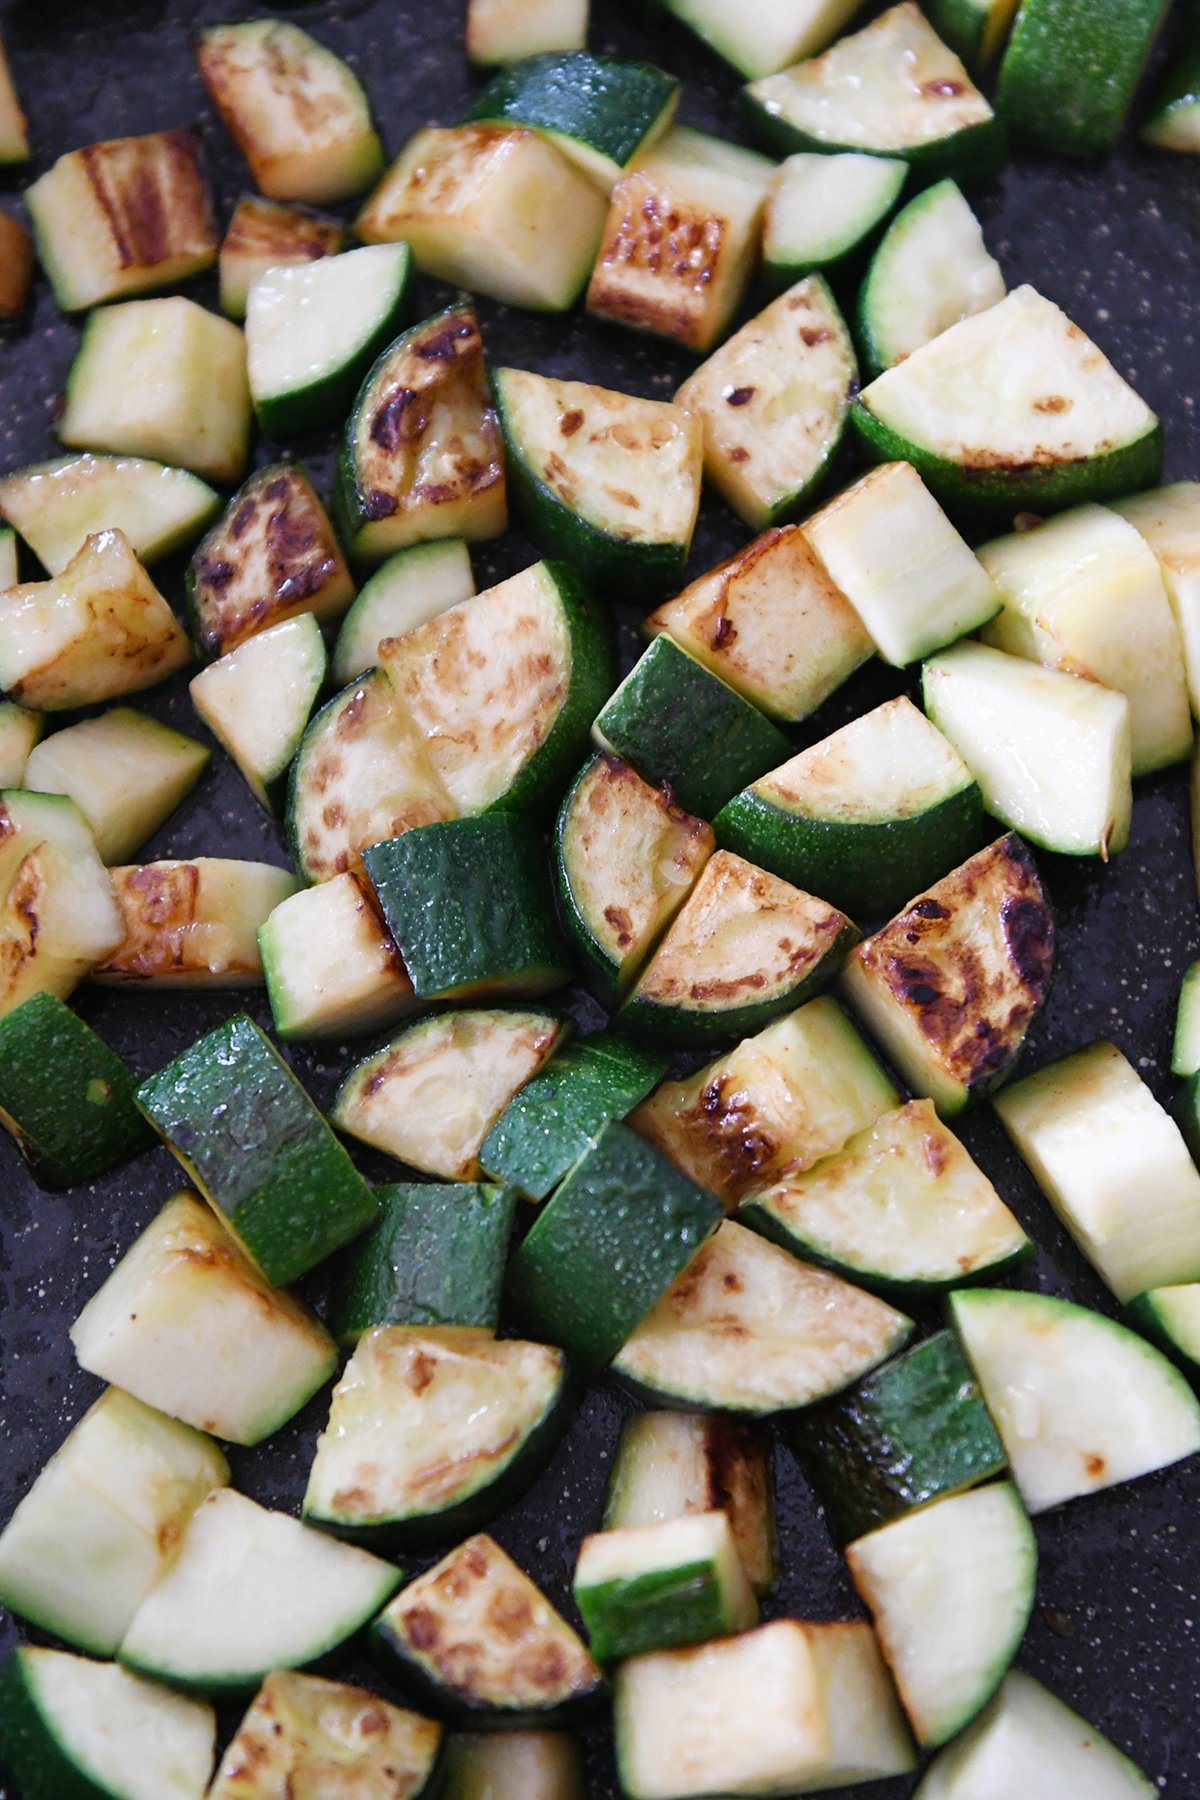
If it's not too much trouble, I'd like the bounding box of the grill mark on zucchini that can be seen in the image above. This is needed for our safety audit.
[78,131,213,272]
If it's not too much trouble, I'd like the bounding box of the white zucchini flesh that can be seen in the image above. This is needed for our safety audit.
[467,0,588,63]
[445,1730,586,1800]
[0,790,126,1019]
[949,1288,1200,1514]
[845,1482,1036,1747]
[189,614,326,813]
[663,0,868,78]
[764,151,906,270]
[1111,482,1200,717]
[0,526,15,587]
[23,708,210,865]
[259,869,417,1041]
[1174,959,1200,1077]
[0,453,220,576]
[246,245,410,412]
[861,179,1005,369]
[332,539,475,687]
[0,700,41,786]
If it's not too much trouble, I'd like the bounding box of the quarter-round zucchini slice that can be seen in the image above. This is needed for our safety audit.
[0,453,220,576]
[190,615,326,816]
[93,859,296,988]
[332,539,475,688]
[857,179,1005,376]
[761,151,907,294]
[656,0,867,79]
[23,707,210,866]
[259,870,416,1043]
[1129,1282,1200,1368]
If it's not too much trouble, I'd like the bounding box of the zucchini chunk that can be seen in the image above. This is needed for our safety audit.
[916,1668,1158,1800]
[1113,482,1200,716]
[444,1732,586,1800]
[0,991,153,1187]
[218,194,344,320]
[761,151,907,294]
[852,286,1164,524]
[358,126,607,313]
[1128,1283,1200,1370]
[631,995,898,1209]
[586,127,772,354]
[196,20,384,204]
[923,0,1021,70]
[327,1181,517,1343]
[260,870,416,1041]
[0,32,27,163]
[336,305,506,564]
[0,1648,215,1800]
[605,1412,775,1593]
[612,1219,913,1413]
[574,1511,757,1663]
[493,368,702,596]
[24,130,216,313]
[743,3,1003,181]
[657,0,870,80]
[24,709,209,865]
[94,859,296,988]
[332,1009,566,1181]
[0,530,190,711]
[0,453,220,576]
[923,642,1133,859]
[137,1013,379,1287]
[462,51,679,188]
[979,503,1192,776]
[0,211,32,323]
[791,1330,1007,1547]
[0,525,16,587]
[1142,24,1200,153]
[303,1326,570,1545]
[209,1673,442,1800]
[857,179,1005,376]
[333,539,475,688]
[742,1097,1031,1298]
[467,0,588,64]
[363,815,571,1001]
[119,1489,401,1697]
[645,522,872,723]
[554,753,714,1005]
[506,1121,723,1374]
[0,1388,228,1656]
[247,245,414,439]
[0,790,125,1020]
[59,299,252,486]
[0,699,39,785]
[619,850,856,1048]
[70,1191,337,1447]
[996,0,1171,157]
[845,1482,1035,1748]
[949,1287,1200,1513]
[1175,958,1200,1077]
[674,276,857,530]
[715,697,984,920]
[840,833,1054,1116]
[190,615,326,815]
[994,1040,1200,1302]
[371,1535,604,1726]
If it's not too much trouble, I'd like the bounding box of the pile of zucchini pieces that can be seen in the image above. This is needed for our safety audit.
[2,0,1200,1795]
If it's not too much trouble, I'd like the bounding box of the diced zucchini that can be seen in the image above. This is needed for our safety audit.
[259,869,416,1041]
[586,127,772,354]
[761,151,907,294]
[645,522,873,723]
[923,642,1133,858]
[1174,959,1200,1077]
[1128,1282,1200,1369]
[247,245,414,439]
[190,615,326,815]
[444,1732,586,1800]
[59,299,252,486]
[949,1287,1200,1513]
[613,1219,913,1413]
[335,304,507,564]
[327,1181,516,1342]
[303,1326,569,1544]
[996,0,1171,157]
[0,453,221,576]
[923,0,1021,70]
[0,700,39,785]
[852,286,1164,525]
[1112,482,1200,717]
[574,1512,757,1663]
[467,0,588,64]
[0,1648,215,1800]
[0,789,125,1020]
[24,709,209,864]
[0,529,191,711]
[70,1191,337,1447]
[0,990,153,1187]
[845,1482,1035,1748]
[332,539,475,688]
[658,0,869,79]
[742,1097,1031,1297]
[840,834,1054,1116]
[24,130,216,312]
[371,1535,604,1726]
[804,461,1001,666]
[0,211,32,322]
[119,1488,401,1697]
[0,1388,229,1656]
[358,126,607,312]
[136,1012,379,1287]
[218,194,344,320]
[631,995,898,1208]
[493,368,702,596]
[209,1672,442,1800]
[0,32,28,163]
[196,20,384,203]
[674,276,857,530]
[94,859,295,987]
[979,503,1192,776]
[332,1008,566,1181]
[857,179,1006,376]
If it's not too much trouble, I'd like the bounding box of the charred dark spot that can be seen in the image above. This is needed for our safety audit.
[414,317,476,360]
[1033,395,1071,414]
[1001,894,1054,991]
[725,387,755,407]
[729,447,750,463]
[560,409,585,437]
[603,903,633,949]
[371,387,424,454]
[365,488,400,520]
[229,499,258,539]
[194,553,235,591]
[799,326,831,347]
[403,1606,441,1651]
[1084,1452,1106,1477]
[713,614,735,648]
[909,898,948,920]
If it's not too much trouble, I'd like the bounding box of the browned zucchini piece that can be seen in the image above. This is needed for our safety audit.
[218,195,344,319]
[93,859,297,987]
[0,213,33,323]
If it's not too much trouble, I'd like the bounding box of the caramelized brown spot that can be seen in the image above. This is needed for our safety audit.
[560,409,585,437]
[403,1606,441,1651]
[1033,395,1071,414]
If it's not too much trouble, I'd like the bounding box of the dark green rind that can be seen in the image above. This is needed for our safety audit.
[1126,1291,1200,1371]
[593,637,791,822]
[370,1611,606,1730]
[923,0,1016,72]
[788,1330,1007,1548]
[461,52,679,169]
[0,992,154,1188]
[326,1182,519,1343]
[480,1033,668,1200]
[713,783,987,923]
[574,1560,734,1664]
[361,816,572,1001]
[997,0,1172,157]
[1173,1073,1200,1171]
[135,1013,379,1288]
[761,179,907,303]
[505,1121,723,1375]
[551,755,668,1010]
[738,91,1007,188]
[0,1654,114,1800]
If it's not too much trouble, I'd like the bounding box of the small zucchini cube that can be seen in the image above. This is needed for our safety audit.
[856,178,1005,376]
[0,210,32,322]
[0,32,28,163]
[219,194,344,320]
[259,869,417,1042]
[0,790,125,1020]
[574,1511,757,1663]
[94,859,297,988]
[24,707,210,864]
[467,0,588,64]
[210,1673,442,1800]
[25,129,217,312]
[761,151,907,294]
[334,538,476,687]
[190,614,327,816]
[657,0,869,80]
[996,0,1170,158]
[0,451,221,578]
[444,1733,587,1800]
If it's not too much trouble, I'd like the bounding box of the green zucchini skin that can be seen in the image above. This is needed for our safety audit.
[0,1653,144,1800]
[997,0,1172,157]
[741,94,1005,187]
[576,1564,736,1665]
[461,51,679,174]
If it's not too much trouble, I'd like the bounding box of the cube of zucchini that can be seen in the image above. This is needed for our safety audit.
[0,211,32,322]
[463,51,679,188]
[0,790,125,1020]
[95,860,296,988]
[0,452,221,577]
[467,0,588,64]
[574,1511,757,1663]
[210,1673,442,1800]
[856,178,1005,376]
[0,31,28,163]
[260,870,417,1042]
[1113,482,1200,719]
[190,615,327,816]
[219,194,344,320]
[761,151,907,293]
[444,1733,586,1800]
[23,708,210,864]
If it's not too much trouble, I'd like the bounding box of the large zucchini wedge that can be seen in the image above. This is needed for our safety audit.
[0,453,220,576]
[209,1673,442,1800]
[762,150,907,295]
[995,0,1171,158]
[333,538,475,688]
[218,194,344,320]
[0,790,124,1021]
[93,860,296,988]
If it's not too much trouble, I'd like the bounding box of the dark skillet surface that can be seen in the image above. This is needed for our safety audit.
[2,1,1200,1794]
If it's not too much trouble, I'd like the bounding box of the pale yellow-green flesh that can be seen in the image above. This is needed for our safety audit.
[754,694,970,823]
[94,859,296,986]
